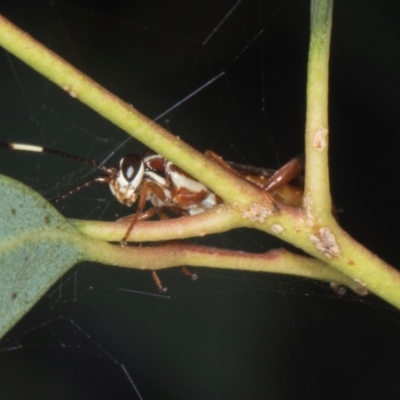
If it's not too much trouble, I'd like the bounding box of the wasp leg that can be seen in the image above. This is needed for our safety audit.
[181,266,198,281]
[156,209,199,282]
[151,271,167,293]
[117,207,158,223]
[205,149,238,173]
[263,155,305,192]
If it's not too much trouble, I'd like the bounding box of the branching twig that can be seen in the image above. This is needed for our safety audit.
[1,1,400,308]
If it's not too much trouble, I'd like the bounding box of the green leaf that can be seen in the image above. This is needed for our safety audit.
[0,174,87,339]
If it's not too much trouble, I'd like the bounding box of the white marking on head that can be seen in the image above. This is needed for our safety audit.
[120,155,144,188]
[109,156,145,206]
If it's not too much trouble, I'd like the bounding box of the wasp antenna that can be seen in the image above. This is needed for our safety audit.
[50,177,110,204]
[0,141,108,172]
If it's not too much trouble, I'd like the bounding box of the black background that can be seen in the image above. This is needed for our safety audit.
[1,1,400,399]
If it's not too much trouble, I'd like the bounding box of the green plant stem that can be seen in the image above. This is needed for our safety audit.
[78,237,367,295]
[73,207,400,305]
[2,6,400,309]
[304,0,333,218]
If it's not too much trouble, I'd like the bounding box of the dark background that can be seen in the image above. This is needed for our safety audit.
[1,1,400,399]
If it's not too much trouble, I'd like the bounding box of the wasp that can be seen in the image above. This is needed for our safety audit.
[0,142,304,291]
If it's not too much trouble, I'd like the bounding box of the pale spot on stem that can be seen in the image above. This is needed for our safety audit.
[313,127,328,151]
[271,224,284,234]
[309,227,340,259]
[242,203,273,223]
[63,84,78,98]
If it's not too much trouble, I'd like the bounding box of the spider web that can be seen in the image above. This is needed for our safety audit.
[1,1,400,399]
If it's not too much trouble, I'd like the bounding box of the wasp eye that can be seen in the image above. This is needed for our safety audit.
[120,154,142,182]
